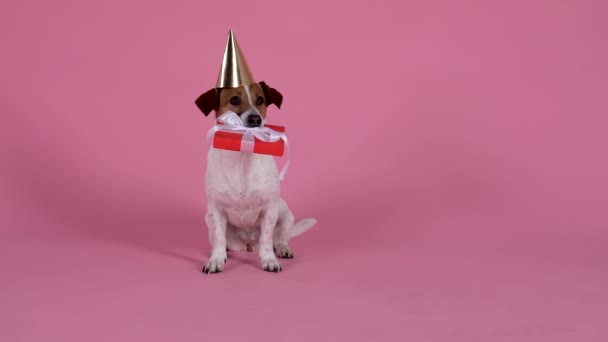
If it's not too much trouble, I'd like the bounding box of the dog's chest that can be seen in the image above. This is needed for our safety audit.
[206,148,280,226]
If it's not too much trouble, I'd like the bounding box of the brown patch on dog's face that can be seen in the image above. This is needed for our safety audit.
[259,81,283,109]
[217,84,267,118]
[195,81,283,117]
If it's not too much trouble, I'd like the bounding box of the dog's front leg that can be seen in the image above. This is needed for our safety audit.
[203,205,227,274]
[259,206,281,272]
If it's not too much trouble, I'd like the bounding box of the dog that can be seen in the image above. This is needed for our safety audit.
[195,81,317,273]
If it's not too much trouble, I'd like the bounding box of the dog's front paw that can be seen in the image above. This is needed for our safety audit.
[274,243,294,259]
[202,258,226,274]
[262,258,281,273]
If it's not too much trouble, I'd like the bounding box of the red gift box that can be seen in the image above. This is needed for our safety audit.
[212,124,286,157]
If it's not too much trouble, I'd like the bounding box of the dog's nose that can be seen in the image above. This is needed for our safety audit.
[246,114,262,127]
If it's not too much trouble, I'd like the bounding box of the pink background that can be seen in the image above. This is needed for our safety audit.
[1,0,607,341]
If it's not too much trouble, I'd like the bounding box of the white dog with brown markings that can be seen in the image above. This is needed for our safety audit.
[195,81,317,273]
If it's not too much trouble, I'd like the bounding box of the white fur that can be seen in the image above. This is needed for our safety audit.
[203,113,317,273]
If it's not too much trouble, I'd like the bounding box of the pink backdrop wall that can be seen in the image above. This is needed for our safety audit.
[1,0,607,341]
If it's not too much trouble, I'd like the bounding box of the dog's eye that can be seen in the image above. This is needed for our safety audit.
[256,96,264,106]
[229,96,240,105]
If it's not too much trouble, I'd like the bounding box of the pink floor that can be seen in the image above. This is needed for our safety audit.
[2,0,608,341]
[2,190,608,341]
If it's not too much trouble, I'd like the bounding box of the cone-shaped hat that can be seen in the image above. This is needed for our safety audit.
[216,30,256,88]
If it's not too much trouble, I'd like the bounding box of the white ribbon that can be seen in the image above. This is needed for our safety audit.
[206,111,290,181]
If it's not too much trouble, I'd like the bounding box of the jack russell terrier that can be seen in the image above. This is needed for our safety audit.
[195,82,317,273]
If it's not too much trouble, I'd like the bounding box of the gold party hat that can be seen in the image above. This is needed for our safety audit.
[216,30,256,88]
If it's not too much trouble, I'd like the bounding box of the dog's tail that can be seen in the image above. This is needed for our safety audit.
[289,218,318,239]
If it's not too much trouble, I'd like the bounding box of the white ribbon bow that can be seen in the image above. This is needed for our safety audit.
[206,111,290,181]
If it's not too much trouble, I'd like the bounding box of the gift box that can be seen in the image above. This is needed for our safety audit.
[212,124,286,157]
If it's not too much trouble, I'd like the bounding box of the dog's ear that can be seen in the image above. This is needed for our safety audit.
[259,81,283,109]
[195,88,219,116]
